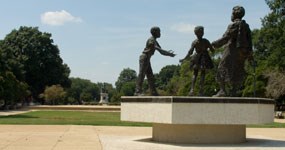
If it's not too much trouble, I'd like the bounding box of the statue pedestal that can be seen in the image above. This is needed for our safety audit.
[121,96,275,144]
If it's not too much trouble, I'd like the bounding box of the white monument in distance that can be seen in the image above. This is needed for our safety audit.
[99,84,109,105]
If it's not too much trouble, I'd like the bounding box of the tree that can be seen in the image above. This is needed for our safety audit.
[120,82,136,96]
[115,68,137,95]
[80,92,93,102]
[0,38,29,109]
[1,26,71,100]
[263,7,285,70]
[264,71,285,100]
[253,0,285,70]
[41,85,66,105]
[243,0,285,100]
[155,65,180,91]
[0,72,29,108]
[66,78,99,104]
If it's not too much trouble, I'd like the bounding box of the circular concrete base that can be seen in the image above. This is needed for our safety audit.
[152,123,246,144]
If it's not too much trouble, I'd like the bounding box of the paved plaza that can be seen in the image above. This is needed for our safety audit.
[0,125,285,150]
[0,108,285,149]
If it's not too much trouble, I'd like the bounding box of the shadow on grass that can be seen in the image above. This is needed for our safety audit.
[0,114,38,119]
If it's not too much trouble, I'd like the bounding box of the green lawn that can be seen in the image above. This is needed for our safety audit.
[0,111,151,126]
[0,111,284,128]
[247,122,285,128]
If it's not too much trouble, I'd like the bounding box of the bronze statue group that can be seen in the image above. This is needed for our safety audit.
[134,6,254,97]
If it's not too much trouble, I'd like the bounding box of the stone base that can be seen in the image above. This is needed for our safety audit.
[121,96,275,125]
[153,123,246,144]
[121,96,275,144]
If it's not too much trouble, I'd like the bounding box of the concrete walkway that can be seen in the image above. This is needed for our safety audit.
[0,125,285,150]
[0,105,120,116]
[1,107,285,149]
[275,118,285,123]
[0,109,33,116]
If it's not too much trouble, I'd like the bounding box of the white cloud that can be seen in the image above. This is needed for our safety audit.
[41,10,82,26]
[171,22,196,34]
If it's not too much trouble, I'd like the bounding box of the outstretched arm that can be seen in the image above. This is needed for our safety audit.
[156,46,176,57]
[180,42,194,62]
[212,24,234,48]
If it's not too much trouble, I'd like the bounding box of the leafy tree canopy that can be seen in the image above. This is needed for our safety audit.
[1,26,71,99]
[41,84,66,105]
[115,68,137,93]
[67,77,100,104]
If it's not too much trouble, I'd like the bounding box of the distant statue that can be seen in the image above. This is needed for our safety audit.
[212,6,254,97]
[135,26,176,96]
[99,83,109,104]
[180,26,214,96]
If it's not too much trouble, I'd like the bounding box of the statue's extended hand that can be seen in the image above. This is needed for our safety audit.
[168,50,176,57]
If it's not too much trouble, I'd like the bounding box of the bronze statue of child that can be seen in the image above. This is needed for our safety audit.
[135,26,176,96]
[180,26,214,96]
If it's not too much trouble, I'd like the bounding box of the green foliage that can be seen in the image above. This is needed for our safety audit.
[174,60,192,95]
[264,71,285,102]
[0,71,29,108]
[245,0,285,100]
[66,78,100,104]
[165,53,220,96]
[1,26,71,99]
[254,0,285,70]
[0,32,29,108]
[80,92,93,102]
[110,92,123,103]
[120,82,136,96]
[41,85,66,105]
[155,65,180,92]
[115,68,137,93]
[243,61,267,97]
[64,79,116,105]
[0,41,25,81]
[203,69,219,96]
[114,68,137,99]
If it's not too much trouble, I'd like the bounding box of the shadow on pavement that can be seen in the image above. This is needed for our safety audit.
[135,137,285,148]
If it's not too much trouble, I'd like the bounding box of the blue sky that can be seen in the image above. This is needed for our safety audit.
[0,1,270,85]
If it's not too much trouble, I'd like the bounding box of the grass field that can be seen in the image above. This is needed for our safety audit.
[0,111,151,126]
[0,111,284,128]
[247,122,285,128]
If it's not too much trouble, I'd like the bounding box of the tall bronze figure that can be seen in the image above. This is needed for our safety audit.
[180,26,214,96]
[212,6,254,97]
[135,26,175,96]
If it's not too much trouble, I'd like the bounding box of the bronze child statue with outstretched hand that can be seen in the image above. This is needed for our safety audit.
[180,26,214,96]
[212,6,254,97]
[135,26,176,96]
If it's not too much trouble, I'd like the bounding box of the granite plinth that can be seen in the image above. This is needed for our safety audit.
[121,96,275,144]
